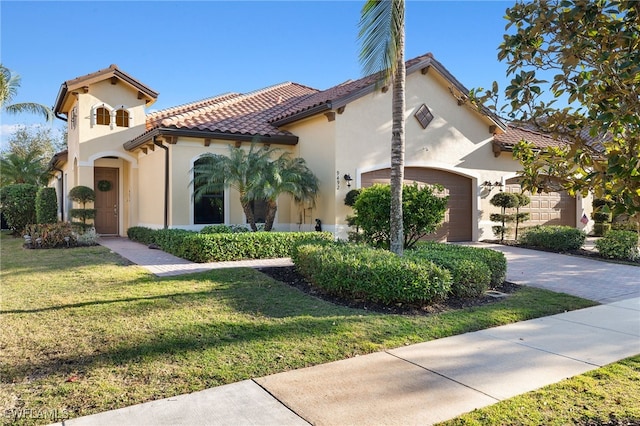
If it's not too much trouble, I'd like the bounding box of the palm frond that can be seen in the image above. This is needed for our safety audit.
[358,0,405,85]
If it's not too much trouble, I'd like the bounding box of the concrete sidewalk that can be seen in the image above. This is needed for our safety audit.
[54,238,640,426]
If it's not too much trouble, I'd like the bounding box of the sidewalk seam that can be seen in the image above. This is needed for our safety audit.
[384,351,502,402]
[250,378,312,425]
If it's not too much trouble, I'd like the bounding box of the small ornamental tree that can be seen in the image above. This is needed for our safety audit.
[0,183,37,235]
[350,183,449,249]
[36,187,58,224]
[490,192,519,242]
[514,193,531,240]
[68,185,96,231]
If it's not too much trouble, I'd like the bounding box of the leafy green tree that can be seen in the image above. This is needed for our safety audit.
[350,182,448,249]
[0,184,38,234]
[251,154,319,232]
[473,0,640,234]
[0,151,48,186]
[192,143,318,232]
[1,65,53,121]
[514,193,531,240]
[359,0,406,255]
[1,126,66,186]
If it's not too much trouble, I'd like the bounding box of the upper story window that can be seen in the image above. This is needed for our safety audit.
[90,103,133,129]
[115,109,129,127]
[96,107,111,126]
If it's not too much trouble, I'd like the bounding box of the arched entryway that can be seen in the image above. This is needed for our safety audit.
[361,167,473,241]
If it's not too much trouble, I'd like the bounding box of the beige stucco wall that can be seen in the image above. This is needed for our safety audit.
[284,115,336,232]
[138,139,299,230]
[287,69,590,241]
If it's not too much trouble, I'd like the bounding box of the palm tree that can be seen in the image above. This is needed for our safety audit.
[358,0,406,255]
[192,143,319,232]
[252,154,319,231]
[0,65,53,121]
[0,150,48,186]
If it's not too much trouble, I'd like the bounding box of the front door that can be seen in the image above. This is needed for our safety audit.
[94,167,119,235]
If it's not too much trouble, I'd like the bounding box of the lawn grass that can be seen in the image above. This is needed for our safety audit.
[0,232,597,425]
[438,355,640,426]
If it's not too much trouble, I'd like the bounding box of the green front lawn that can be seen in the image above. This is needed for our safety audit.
[439,355,640,425]
[0,233,596,425]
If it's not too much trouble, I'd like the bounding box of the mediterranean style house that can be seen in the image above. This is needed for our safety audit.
[48,53,593,241]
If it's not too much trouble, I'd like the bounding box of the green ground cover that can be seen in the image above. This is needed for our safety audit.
[439,356,640,426]
[0,233,596,425]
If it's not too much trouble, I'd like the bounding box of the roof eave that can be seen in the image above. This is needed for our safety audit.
[270,103,332,127]
[124,128,299,151]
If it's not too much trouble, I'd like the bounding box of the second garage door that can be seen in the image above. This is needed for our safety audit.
[361,167,472,241]
[505,177,576,227]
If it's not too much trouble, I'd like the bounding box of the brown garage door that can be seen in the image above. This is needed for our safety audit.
[505,177,576,227]
[361,167,472,241]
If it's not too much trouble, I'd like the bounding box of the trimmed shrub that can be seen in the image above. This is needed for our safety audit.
[23,222,76,248]
[595,230,639,261]
[200,224,250,234]
[68,185,96,229]
[292,242,452,305]
[592,211,612,223]
[350,183,448,249]
[0,183,38,234]
[36,187,58,224]
[200,224,233,234]
[177,231,334,262]
[593,223,611,237]
[127,226,158,244]
[126,226,333,262]
[412,241,507,290]
[344,189,361,207]
[520,225,586,251]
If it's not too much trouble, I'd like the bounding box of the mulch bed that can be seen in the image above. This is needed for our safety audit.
[257,265,520,316]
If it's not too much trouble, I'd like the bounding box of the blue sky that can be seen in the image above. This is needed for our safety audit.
[1,0,514,148]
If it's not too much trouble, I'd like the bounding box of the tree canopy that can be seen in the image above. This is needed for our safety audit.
[473,0,639,226]
[1,65,53,121]
[191,143,318,232]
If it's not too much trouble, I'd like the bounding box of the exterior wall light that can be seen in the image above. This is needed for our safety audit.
[482,180,502,189]
[343,174,353,188]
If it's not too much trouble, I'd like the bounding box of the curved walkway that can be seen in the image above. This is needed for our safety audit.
[56,238,639,426]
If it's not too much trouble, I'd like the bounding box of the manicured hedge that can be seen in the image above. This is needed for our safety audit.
[127,226,333,262]
[520,225,586,252]
[0,183,38,234]
[595,230,639,261]
[292,242,452,305]
[36,187,58,224]
[411,242,507,298]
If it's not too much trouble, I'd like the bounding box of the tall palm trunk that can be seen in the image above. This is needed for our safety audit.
[389,31,405,256]
[241,198,258,231]
[264,199,278,232]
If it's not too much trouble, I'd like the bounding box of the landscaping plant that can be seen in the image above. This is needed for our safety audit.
[349,182,448,249]
[520,225,586,252]
[595,230,639,261]
[68,185,96,231]
[0,183,37,234]
[35,186,58,224]
[489,192,519,242]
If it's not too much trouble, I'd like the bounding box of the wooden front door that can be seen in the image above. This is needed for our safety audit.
[94,167,119,235]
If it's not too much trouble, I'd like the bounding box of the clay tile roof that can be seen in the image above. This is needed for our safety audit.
[145,82,318,137]
[270,53,437,124]
[54,64,158,115]
[494,124,568,150]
